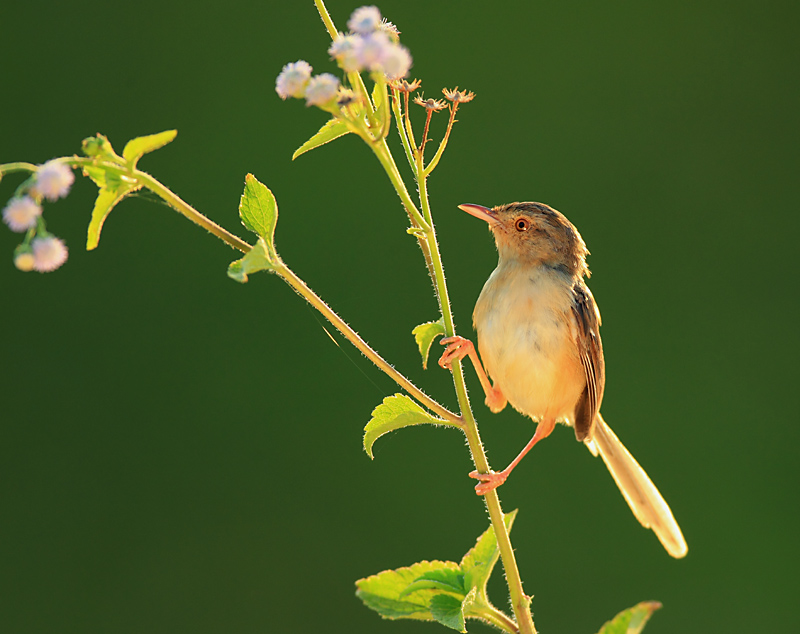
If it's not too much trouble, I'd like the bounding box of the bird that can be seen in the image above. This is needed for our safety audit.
[438,201,687,558]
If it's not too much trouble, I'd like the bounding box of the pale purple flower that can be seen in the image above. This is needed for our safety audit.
[355,31,391,71]
[304,74,340,107]
[329,34,362,73]
[14,251,35,272]
[275,60,313,100]
[32,236,68,272]
[381,43,412,80]
[3,196,42,232]
[35,161,74,201]
[348,6,381,34]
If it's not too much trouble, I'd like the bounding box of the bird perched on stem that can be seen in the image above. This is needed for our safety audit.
[439,202,687,558]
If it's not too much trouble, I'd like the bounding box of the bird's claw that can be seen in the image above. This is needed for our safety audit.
[438,335,474,370]
[469,469,507,495]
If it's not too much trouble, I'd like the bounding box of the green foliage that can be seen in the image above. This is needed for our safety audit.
[596,601,662,634]
[82,131,177,250]
[356,512,518,632]
[460,509,517,595]
[292,118,352,160]
[86,181,139,250]
[412,319,446,369]
[363,394,456,459]
[237,173,278,247]
[122,130,177,168]
[228,174,281,282]
[227,238,274,283]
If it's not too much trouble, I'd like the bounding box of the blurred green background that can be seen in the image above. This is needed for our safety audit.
[1,1,797,632]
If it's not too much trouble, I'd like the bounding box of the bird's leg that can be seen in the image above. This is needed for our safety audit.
[469,417,557,495]
[438,336,507,412]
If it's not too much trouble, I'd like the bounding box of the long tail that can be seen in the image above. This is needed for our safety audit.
[585,414,688,558]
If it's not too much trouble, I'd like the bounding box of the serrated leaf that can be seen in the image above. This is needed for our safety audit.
[356,560,461,621]
[412,319,446,370]
[239,174,278,252]
[363,394,456,459]
[401,568,466,598]
[596,601,662,634]
[86,181,139,250]
[292,118,352,160]
[227,238,275,283]
[460,509,518,594]
[459,587,480,617]
[122,130,177,167]
[430,594,466,632]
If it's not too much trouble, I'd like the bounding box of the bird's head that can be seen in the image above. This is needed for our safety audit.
[458,201,590,277]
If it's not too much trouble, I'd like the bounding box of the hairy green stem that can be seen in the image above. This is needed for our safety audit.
[479,604,520,633]
[414,130,537,634]
[273,259,458,423]
[391,90,417,171]
[135,170,252,253]
[0,162,38,175]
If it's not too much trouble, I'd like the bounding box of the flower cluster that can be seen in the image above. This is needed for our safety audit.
[329,6,411,80]
[275,6,411,109]
[2,159,73,272]
[276,61,341,107]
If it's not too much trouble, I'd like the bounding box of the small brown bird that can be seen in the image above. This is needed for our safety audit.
[439,202,687,558]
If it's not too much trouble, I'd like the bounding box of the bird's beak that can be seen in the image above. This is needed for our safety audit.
[458,203,497,225]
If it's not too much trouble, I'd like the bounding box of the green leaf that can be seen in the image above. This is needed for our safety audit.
[227,238,275,283]
[363,394,456,460]
[459,587,480,618]
[460,509,518,594]
[596,601,662,634]
[292,118,352,160]
[239,174,278,250]
[412,319,446,369]
[401,568,465,597]
[86,181,140,250]
[122,130,177,167]
[356,560,461,621]
[430,594,466,632]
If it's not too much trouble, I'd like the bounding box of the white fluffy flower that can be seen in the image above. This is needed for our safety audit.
[3,196,42,232]
[329,34,362,73]
[381,43,412,80]
[355,31,390,71]
[32,236,68,272]
[35,161,74,201]
[304,74,340,107]
[348,6,381,34]
[275,60,313,100]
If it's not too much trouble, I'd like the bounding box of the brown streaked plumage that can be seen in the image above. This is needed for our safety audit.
[439,201,687,558]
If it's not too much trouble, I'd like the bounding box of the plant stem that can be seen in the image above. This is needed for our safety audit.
[0,162,38,175]
[414,147,538,634]
[479,604,520,633]
[57,157,252,253]
[273,259,459,424]
[135,170,252,253]
[314,0,338,39]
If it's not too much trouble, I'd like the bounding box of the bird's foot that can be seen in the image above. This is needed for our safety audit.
[469,469,508,495]
[438,336,474,369]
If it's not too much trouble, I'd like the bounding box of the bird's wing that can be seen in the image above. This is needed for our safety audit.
[570,280,605,441]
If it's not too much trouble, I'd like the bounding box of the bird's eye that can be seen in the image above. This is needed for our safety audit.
[515,218,530,232]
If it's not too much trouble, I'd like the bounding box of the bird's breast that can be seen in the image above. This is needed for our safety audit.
[473,265,585,423]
